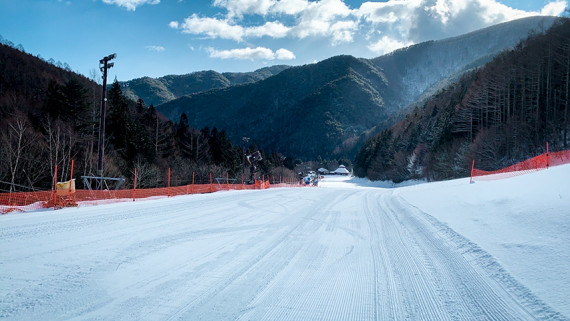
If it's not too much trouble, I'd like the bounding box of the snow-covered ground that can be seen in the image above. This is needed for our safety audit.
[1,165,569,320]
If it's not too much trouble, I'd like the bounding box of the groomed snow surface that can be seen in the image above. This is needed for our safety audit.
[1,165,569,320]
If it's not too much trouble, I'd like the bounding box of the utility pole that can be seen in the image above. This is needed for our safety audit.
[97,53,116,189]
[242,137,249,183]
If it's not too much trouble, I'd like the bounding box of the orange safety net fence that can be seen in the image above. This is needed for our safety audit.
[1,178,300,214]
[471,149,570,182]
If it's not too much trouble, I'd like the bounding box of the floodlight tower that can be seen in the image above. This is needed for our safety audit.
[97,53,116,189]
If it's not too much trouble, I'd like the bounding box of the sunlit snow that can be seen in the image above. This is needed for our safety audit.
[1,165,569,320]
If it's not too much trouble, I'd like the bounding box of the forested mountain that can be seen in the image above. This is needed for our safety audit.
[157,16,556,160]
[354,18,570,182]
[0,42,292,192]
[372,16,555,109]
[120,65,290,106]
[159,55,390,160]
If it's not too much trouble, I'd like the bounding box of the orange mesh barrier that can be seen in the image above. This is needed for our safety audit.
[471,149,570,182]
[1,179,301,214]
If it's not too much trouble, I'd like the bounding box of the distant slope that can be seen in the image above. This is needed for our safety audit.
[157,16,557,160]
[120,65,290,106]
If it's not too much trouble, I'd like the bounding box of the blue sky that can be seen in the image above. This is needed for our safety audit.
[0,0,567,82]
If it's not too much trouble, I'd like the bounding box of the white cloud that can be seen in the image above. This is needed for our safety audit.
[245,21,290,38]
[145,45,165,52]
[358,0,569,46]
[275,48,296,60]
[368,35,413,54]
[176,0,356,45]
[175,0,569,58]
[214,0,275,18]
[213,0,311,17]
[271,0,309,15]
[290,0,355,41]
[207,46,296,60]
[176,15,290,41]
[330,20,358,45]
[179,15,245,41]
[101,0,159,11]
[541,1,567,16]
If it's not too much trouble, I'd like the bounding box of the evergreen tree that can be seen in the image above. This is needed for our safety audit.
[107,79,130,154]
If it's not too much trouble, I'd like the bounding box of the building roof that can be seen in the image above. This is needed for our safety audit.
[334,167,350,174]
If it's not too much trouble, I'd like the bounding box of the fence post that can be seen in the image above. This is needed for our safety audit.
[470,159,475,184]
[168,167,171,197]
[133,168,137,201]
[210,173,213,193]
[53,164,58,210]
[192,172,195,194]
[68,159,74,202]
[226,172,229,190]
[546,141,550,168]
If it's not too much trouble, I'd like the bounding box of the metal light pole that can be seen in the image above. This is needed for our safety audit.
[97,53,116,189]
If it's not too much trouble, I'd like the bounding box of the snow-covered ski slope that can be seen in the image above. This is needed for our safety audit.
[1,165,569,320]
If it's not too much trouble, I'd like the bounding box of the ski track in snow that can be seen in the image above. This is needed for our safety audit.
[0,184,567,320]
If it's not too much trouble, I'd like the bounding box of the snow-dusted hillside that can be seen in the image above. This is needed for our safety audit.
[1,165,569,320]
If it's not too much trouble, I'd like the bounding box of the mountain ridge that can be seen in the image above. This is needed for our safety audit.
[156,16,557,160]
[120,65,291,106]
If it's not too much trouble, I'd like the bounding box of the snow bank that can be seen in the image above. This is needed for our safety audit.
[318,175,426,189]
[397,164,570,316]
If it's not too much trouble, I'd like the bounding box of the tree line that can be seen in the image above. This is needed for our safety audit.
[355,18,570,182]
[0,42,295,192]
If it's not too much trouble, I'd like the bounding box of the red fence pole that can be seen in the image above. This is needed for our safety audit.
[192,172,195,194]
[133,168,137,201]
[470,159,475,184]
[53,164,58,210]
[210,173,213,193]
[168,167,171,197]
[226,172,229,190]
[546,141,550,168]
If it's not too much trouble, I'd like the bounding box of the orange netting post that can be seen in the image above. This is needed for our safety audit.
[68,160,74,202]
[546,141,550,169]
[470,159,475,184]
[53,164,58,210]
[167,167,171,197]
[192,172,195,194]
[226,172,229,190]
[133,168,137,201]
[210,173,213,193]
